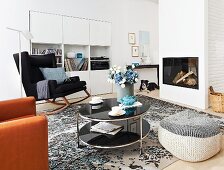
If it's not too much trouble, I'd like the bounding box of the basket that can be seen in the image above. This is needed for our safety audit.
[209,86,224,112]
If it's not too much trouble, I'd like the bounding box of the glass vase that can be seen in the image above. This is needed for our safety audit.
[116,83,134,102]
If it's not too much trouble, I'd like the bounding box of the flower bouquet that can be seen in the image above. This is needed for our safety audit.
[108,65,139,101]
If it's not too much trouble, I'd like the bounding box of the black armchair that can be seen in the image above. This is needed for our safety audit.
[13,51,90,113]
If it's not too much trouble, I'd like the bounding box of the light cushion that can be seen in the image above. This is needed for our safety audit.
[158,110,222,162]
[40,67,67,84]
[160,111,220,138]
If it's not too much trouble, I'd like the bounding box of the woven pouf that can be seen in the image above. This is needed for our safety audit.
[158,111,222,162]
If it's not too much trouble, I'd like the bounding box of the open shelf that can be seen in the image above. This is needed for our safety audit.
[79,120,150,148]
[90,46,110,71]
[64,44,89,72]
[90,46,110,58]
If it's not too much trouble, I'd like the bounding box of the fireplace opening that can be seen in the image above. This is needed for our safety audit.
[163,57,199,89]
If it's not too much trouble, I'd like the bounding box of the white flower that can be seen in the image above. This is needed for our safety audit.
[135,78,138,82]
[117,66,121,70]
[110,68,113,71]
[123,68,127,72]
[116,70,120,73]
[107,78,112,83]
[123,78,126,83]
[121,84,125,88]
[132,64,135,69]
[112,71,115,74]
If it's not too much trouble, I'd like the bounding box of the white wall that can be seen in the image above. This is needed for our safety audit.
[159,0,208,109]
[0,0,158,100]
[208,0,224,92]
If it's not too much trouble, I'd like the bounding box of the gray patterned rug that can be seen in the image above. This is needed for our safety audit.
[47,95,224,170]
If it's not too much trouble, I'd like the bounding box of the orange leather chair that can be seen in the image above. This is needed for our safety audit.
[0,97,49,170]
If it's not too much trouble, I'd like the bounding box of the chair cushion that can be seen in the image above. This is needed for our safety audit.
[40,67,67,84]
[55,81,86,94]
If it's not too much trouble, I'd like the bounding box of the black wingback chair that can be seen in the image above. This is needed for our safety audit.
[13,51,90,113]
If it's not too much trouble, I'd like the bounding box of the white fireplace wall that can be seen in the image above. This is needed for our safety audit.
[208,0,224,92]
[159,0,208,109]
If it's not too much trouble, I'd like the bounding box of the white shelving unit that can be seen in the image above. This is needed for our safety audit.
[29,11,113,97]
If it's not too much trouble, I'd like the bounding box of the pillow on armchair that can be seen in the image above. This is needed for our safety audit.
[40,67,68,84]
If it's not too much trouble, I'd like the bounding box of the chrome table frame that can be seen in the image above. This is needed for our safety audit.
[76,110,149,155]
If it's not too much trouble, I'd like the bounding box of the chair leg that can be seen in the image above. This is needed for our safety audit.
[69,89,91,104]
[85,89,91,97]
[44,97,70,115]
[43,90,91,114]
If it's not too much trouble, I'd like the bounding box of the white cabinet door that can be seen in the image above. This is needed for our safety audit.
[90,70,112,95]
[63,17,89,45]
[102,22,111,46]
[90,21,111,46]
[30,12,62,43]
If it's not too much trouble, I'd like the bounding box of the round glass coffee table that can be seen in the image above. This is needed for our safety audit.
[77,98,150,154]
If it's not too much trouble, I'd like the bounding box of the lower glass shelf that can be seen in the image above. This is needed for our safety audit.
[79,119,150,148]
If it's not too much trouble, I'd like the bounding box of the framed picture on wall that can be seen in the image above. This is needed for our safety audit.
[132,46,139,57]
[128,33,136,44]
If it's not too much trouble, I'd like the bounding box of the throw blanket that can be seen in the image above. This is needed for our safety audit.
[37,80,50,99]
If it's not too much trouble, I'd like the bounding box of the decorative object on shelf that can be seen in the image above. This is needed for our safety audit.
[140,57,152,65]
[76,53,83,58]
[132,46,139,57]
[67,52,76,58]
[128,33,136,44]
[7,27,33,97]
[139,31,150,58]
[120,96,137,106]
[132,62,140,67]
[108,65,139,101]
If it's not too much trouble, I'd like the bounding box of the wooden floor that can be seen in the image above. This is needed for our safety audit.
[37,90,224,170]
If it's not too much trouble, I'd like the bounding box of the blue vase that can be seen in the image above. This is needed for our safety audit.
[116,83,134,102]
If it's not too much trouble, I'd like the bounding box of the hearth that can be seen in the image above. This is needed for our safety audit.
[163,57,199,89]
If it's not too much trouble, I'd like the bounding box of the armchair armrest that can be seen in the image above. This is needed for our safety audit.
[0,97,36,122]
[48,80,57,97]
[69,76,80,83]
[0,116,48,170]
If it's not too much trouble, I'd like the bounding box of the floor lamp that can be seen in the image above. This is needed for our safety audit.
[7,27,33,97]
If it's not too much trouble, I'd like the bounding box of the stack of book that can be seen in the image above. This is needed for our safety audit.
[32,48,62,56]
[65,58,88,71]
[90,122,123,135]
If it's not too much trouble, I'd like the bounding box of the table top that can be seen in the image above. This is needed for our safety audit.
[79,98,150,122]
[127,64,159,69]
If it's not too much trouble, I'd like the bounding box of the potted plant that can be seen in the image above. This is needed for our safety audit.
[108,65,139,101]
